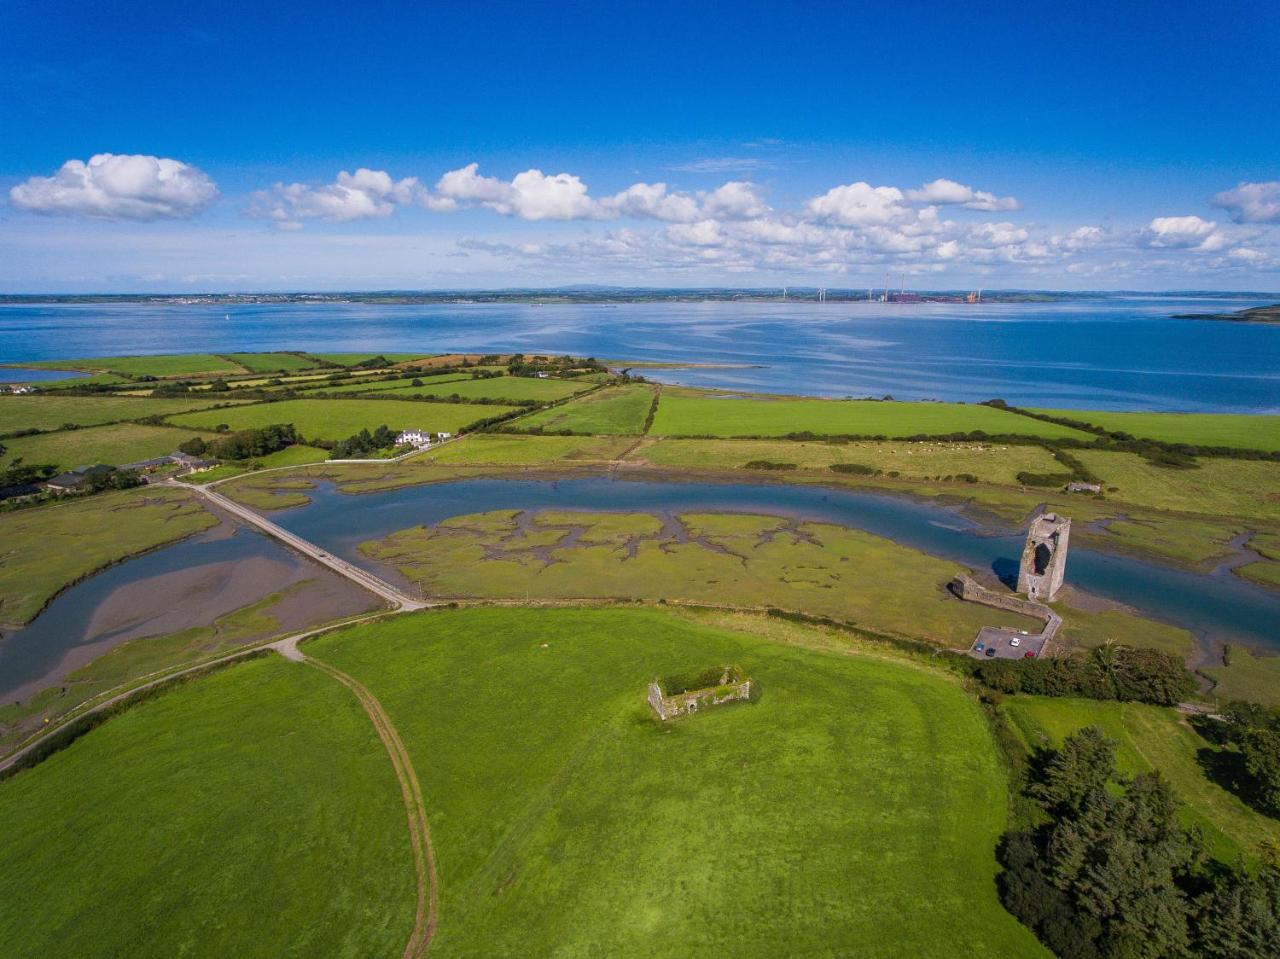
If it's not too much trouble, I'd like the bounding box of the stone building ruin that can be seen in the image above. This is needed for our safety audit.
[647,666,753,721]
[1016,512,1070,601]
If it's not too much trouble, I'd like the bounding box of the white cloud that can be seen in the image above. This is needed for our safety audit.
[700,181,769,219]
[248,168,422,229]
[806,182,910,226]
[667,157,770,174]
[600,182,701,222]
[9,153,217,220]
[433,163,597,220]
[906,178,1021,211]
[1142,215,1222,249]
[1211,181,1280,224]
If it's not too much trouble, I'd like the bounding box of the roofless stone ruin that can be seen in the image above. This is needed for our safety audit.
[1016,512,1071,602]
[647,665,754,721]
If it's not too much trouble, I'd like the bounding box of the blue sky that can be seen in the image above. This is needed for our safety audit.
[2,0,1278,291]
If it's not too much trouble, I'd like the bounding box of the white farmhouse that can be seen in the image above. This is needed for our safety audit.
[396,429,452,447]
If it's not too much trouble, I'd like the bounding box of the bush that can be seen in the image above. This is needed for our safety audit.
[743,460,797,470]
[829,462,878,475]
[178,437,208,456]
[1016,471,1075,487]
[210,424,298,460]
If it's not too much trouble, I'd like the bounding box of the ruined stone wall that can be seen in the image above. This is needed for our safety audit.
[950,575,1052,621]
[648,678,752,721]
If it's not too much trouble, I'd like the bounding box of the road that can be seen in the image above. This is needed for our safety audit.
[175,480,428,612]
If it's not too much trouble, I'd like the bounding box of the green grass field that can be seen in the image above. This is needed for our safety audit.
[10,373,129,390]
[1073,450,1280,522]
[415,433,635,465]
[652,390,1095,439]
[1027,408,1280,452]
[1052,605,1196,657]
[0,394,248,434]
[0,487,217,627]
[305,352,430,366]
[305,607,1047,956]
[512,383,655,434]
[1003,696,1280,863]
[1201,647,1280,706]
[633,437,1065,483]
[164,398,516,443]
[190,444,331,483]
[0,423,220,471]
[220,352,323,373]
[361,509,1036,645]
[391,375,590,403]
[0,656,415,958]
[19,354,248,378]
[297,373,475,395]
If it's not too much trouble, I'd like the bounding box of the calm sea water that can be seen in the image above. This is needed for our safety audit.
[1,296,1277,411]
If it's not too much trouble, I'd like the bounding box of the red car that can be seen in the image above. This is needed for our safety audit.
[1024,650,1036,659]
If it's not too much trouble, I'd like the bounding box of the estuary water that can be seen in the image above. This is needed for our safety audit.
[1,296,1277,410]
[5,474,1278,701]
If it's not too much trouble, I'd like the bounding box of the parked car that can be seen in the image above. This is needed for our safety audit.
[1010,637,1021,647]
[974,643,985,652]
[1024,650,1036,659]
[985,647,997,657]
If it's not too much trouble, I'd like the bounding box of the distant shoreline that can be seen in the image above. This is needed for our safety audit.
[1,289,1277,307]
[1172,303,1280,324]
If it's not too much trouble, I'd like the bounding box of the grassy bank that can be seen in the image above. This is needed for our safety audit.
[0,394,248,434]
[0,487,217,627]
[306,606,1048,956]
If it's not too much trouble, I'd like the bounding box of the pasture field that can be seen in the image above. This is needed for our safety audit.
[298,373,475,395]
[0,486,217,627]
[361,509,1036,645]
[1003,695,1280,863]
[1072,450,1280,522]
[305,606,1047,957]
[305,352,430,366]
[652,389,1095,440]
[1026,408,1280,452]
[190,444,331,483]
[0,423,220,471]
[511,383,655,434]
[0,656,415,958]
[19,353,247,378]
[164,398,516,443]
[631,437,1064,483]
[11,373,128,390]
[390,374,590,403]
[220,352,322,373]
[0,394,248,434]
[1201,647,1280,707]
[415,433,635,465]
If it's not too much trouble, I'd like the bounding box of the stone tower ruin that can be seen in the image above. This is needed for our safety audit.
[1016,512,1070,602]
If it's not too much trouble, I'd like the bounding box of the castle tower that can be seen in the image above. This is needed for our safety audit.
[1016,512,1070,602]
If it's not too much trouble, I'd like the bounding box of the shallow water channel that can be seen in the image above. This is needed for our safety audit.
[272,476,1280,654]
[2,475,1277,703]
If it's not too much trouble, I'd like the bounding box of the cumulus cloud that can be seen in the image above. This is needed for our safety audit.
[1142,215,1222,249]
[9,153,217,220]
[1211,181,1280,224]
[806,182,910,226]
[432,163,596,220]
[248,168,422,229]
[906,178,1021,211]
[426,164,769,223]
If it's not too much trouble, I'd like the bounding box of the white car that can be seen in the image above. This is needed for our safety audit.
[1010,637,1021,647]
